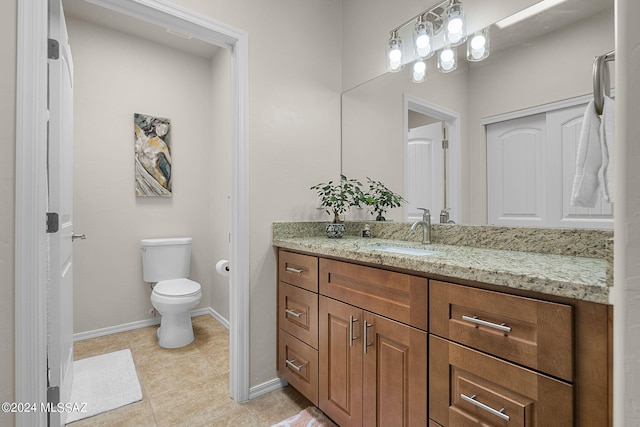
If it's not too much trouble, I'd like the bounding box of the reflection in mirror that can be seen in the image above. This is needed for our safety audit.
[341,0,614,227]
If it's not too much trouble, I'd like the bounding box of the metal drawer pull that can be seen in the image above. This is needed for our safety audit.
[286,266,304,274]
[363,321,373,354]
[285,308,303,318]
[285,359,304,372]
[460,393,510,422]
[462,315,512,333]
[349,315,359,347]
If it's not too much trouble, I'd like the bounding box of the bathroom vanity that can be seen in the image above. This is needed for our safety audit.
[274,222,612,427]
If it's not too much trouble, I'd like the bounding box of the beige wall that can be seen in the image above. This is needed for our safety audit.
[1,1,15,425]
[68,17,218,332]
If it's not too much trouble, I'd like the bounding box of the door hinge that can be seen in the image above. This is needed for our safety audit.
[442,139,449,150]
[48,38,59,60]
[46,212,59,233]
[47,386,59,406]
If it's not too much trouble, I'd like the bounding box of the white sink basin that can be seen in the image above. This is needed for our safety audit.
[370,245,440,256]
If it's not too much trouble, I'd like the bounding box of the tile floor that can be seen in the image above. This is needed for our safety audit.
[68,315,312,426]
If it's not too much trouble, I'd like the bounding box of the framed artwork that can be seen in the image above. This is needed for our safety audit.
[134,113,172,197]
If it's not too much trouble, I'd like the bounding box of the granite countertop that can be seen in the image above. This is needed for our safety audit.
[273,235,609,304]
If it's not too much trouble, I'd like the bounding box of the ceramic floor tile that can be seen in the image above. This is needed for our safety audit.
[204,406,262,427]
[66,399,156,426]
[149,374,239,427]
[137,351,217,398]
[119,324,161,349]
[244,386,312,426]
[73,333,129,361]
[68,315,306,426]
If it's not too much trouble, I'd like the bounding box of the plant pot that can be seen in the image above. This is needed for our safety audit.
[325,223,345,239]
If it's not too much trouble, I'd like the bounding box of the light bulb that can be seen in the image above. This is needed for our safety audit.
[413,61,426,74]
[438,47,457,73]
[470,34,486,50]
[416,34,430,50]
[441,49,454,63]
[412,60,426,83]
[447,16,463,35]
[389,48,402,63]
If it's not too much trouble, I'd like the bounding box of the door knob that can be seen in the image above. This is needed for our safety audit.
[72,233,86,241]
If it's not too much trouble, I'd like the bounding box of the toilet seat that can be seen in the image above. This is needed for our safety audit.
[153,278,201,297]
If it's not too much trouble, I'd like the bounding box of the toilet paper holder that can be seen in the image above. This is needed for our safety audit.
[216,259,230,276]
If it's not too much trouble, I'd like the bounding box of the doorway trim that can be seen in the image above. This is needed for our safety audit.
[15,1,250,423]
[403,94,462,224]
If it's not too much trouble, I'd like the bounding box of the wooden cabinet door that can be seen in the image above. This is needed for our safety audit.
[362,312,428,427]
[319,296,363,427]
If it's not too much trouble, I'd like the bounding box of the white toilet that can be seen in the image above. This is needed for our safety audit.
[141,237,202,348]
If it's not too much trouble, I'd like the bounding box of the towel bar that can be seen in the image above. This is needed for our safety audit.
[593,50,615,115]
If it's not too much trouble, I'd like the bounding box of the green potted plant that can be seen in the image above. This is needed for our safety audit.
[363,177,407,221]
[311,175,364,238]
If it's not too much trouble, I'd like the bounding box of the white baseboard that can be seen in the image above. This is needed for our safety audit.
[249,377,287,400]
[74,306,229,341]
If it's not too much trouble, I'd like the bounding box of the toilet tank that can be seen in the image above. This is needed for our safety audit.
[141,237,192,282]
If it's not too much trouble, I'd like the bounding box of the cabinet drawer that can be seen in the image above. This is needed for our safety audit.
[319,258,428,330]
[430,335,573,427]
[278,331,319,406]
[430,280,573,381]
[279,282,318,349]
[279,250,319,292]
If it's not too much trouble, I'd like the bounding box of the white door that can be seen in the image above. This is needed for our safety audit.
[405,122,444,222]
[487,114,546,227]
[547,104,614,229]
[487,103,613,229]
[47,1,75,425]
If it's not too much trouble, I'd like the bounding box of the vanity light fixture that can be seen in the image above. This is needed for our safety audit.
[386,0,490,82]
[467,27,490,62]
[387,30,404,72]
[444,0,466,46]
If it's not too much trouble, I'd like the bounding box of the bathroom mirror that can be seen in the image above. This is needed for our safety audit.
[341,0,614,225]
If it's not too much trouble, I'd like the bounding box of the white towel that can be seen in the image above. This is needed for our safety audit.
[571,99,602,208]
[599,95,615,203]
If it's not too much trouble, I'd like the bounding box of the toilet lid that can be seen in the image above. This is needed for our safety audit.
[154,278,201,297]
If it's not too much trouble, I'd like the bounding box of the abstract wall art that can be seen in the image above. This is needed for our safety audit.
[134,113,172,197]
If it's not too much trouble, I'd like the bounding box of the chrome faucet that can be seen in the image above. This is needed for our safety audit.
[411,208,431,244]
[439,208,456,224]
